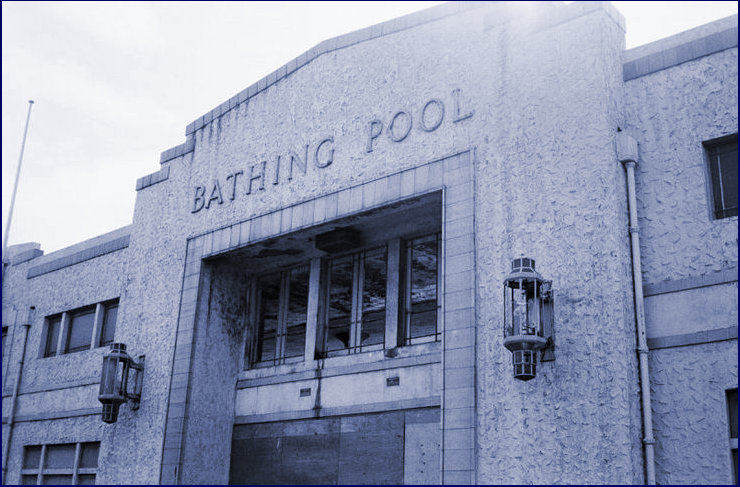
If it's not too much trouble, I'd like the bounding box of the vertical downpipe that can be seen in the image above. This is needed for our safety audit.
[2,307,33,485]
[617,133,656,485]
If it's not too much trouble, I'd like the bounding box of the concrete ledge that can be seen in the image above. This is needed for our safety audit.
[4,407,101,424]
[234,396,441,425]
[643,266,737,296]
[648,325,738,350]
[624,15,738,81]
[160,136,195,164]
[27,234,130,279]
[237,352,441,389]
[136,165,171,191]
[9,247,43,265]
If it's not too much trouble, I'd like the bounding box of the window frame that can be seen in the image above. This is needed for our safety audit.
[246,264,310,368]
[703,133,738,220]
[21,442,99,485]
[318,244,389,358]
[727,388,738,484]
[40,299,119,358]
[401,232,442,346]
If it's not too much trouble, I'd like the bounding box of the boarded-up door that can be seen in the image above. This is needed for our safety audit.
[229,408,439,485]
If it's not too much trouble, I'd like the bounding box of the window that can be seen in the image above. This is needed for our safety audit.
[22,442,99,485]
[403,234,441,345]
[240,193,443,369]
[705,134,738,219]
[728,388,738,484]
[321,246,387,357]
[247,266,309,366]
[41,299,119,358]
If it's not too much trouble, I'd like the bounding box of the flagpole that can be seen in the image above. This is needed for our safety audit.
[2,100,35,259]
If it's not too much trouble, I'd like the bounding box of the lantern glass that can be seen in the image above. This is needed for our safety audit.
[99,343,132,424]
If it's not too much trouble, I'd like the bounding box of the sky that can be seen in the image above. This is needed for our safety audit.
[2,1,738,254]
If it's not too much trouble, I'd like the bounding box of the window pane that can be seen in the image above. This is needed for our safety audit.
[728,389,738,439]
[77,474,96,485]
[65,309,95,353]
[21,475,38,485]
[45,443,76,468]
[719,146,738,215]
[408,235,438,340]
[44,316,61,357]
[79,442,100,469]
[326,256,353,353]
[361,248,386,347]
[23,445,42,468]
[284,267,309,359]
[257,275,280,363]
[99,303,118,347]
[42,474,73,485]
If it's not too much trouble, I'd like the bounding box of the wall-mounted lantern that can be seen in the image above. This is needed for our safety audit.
[98,343,145,423]
[503,257,554,381]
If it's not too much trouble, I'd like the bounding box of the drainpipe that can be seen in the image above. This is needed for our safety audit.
[617,133,656,485]
[2,307,33,485]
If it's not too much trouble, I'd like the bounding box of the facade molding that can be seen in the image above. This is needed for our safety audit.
[648,325,738,350]
[643,266,738,297]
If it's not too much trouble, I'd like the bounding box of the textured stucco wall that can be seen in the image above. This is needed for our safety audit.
[623,34,738,486]
[649,340,737,485]
[623,47,738,286]
[472,4,643,484]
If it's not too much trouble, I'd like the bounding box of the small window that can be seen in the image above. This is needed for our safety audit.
[728,388,738,484]
[43,315,62,358]
[2,326,7,362]
[98,300,118,347]
[705,134,738,219]
[64,307,95,354]
[22,442,99,485]
[403,233,441,345]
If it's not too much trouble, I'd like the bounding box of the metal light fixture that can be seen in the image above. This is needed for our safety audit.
[503,257,554,381]
[98,343,145,423]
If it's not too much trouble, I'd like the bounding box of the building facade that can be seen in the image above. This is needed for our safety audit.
[2,2,737,484]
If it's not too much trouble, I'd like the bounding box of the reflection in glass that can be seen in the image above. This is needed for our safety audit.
[65,309,95,353]
[407,234,439,343]
[284,266,309,359]
[258,274,280,363]
[326,256,353,353]
[361,248,386,348]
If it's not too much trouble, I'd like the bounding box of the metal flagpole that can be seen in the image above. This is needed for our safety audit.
[2,100,35,259]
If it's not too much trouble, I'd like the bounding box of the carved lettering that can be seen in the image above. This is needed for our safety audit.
[247,161,266,195]
[314,137,334,168]
[205,180,224,208]
[288,145,309,181]
[388,111,412,142]
[420,98,445,132]
[366,119,383,153]
[226,170,243,201]
[273,155,281,185]
[192,186,206,213]
[452,88,474,123]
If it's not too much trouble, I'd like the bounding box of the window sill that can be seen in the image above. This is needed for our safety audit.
[238,341,441,388]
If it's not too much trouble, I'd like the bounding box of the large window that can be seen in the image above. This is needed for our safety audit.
[22,442,99,485]
[42,299,119,358]
[705,134,738,219]
[244,232,441,369]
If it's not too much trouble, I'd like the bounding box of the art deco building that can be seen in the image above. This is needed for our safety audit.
[2,2,737,484]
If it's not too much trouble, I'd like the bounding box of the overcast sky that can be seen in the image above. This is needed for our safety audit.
[2,1,737,254]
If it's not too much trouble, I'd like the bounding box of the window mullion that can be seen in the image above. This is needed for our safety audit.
[385,239,401,349]
[36,444,46,485]
[436,232,442,341]
[277,273,289,364]
[56,313,68,356]
[355,253,366,352]
[72,442,81,484]
[304,258,321,363]
[403,244,413,345]
[91,303,103,349]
